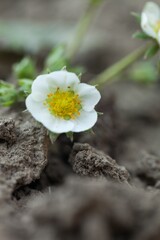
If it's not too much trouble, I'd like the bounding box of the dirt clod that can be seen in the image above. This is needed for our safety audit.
[69,143,130,183]
[6,177,160,240]
[0,118,16,145]
[133,152,160,188]
[0,113,48,200]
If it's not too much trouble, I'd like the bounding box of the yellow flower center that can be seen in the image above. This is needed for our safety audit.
[44,88,82,120]
[154,20,160,33]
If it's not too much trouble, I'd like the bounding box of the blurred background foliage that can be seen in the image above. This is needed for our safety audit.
[0,0,159,107]
[0,0,158,71]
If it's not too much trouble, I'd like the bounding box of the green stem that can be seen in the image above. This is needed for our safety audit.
[66,0,104,60]
[90,44,148,87]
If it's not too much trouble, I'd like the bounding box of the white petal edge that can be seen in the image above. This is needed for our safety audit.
[72,110,98,132]
[31,74,56,102]
[66,71,80,85]
[26,94,49,122]
[42,117,74,134]
[26,94,75,133]
[31,70,80,102]
[142,2,160,24]
[75,83,101,111]
[48,70,80,90]
[141,13,157,39]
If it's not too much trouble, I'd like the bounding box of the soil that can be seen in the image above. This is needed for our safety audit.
[1,79,160,240]
[1,1,160,240]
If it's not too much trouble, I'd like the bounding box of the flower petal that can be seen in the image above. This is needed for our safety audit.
[66,71,80,85]
[48,70,80,90]
[141,13,157,39]
[26,94,74,133]
[31,70,80,102]
[142,2,160,24]
[31,74,57,102]
[26,70,100,134]
[74,83,101,111]
[72,110,98,132]
[42,117,74,134]
[26,94,49,122]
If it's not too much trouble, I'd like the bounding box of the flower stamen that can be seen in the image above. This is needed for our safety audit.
[44,88,82,120]
[154,20,160,33]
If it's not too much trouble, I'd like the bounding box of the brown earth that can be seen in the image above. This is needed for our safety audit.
[1,1,160,240]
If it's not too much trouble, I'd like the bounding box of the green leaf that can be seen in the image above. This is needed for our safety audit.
[0,80,18,107]
[0,78,33,106]
[13,57,36,79]
[44,45,85,75]
[16,78,33,101]
[45,45,67,72]
[89,0,104,6]
[66,132,74,141]
[131,12,141,24]
[69,66,85,76]
[144,43,159,59]
[18,79,33,94]
[47,131,59,143]
[129,62,158,85]
[132,31,151,40]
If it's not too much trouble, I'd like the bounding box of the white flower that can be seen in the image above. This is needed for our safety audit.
[141,2,160,44]
[26,70,101,134]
